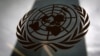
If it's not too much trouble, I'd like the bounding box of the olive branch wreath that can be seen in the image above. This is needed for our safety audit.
[16,5,90,52]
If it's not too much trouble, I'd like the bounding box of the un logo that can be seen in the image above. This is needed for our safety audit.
[16,4,90,52]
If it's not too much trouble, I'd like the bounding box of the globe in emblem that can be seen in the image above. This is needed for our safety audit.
[27,4,78,41]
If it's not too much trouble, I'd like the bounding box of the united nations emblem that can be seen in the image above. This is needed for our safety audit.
[16,4,90,52]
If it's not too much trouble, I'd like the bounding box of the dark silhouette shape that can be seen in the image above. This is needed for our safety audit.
[29,22,39,31]
[41,16,49,23]
[50,14,64,25]
[46,26,61,36]
[54,14,64,22]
